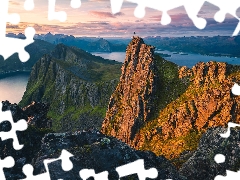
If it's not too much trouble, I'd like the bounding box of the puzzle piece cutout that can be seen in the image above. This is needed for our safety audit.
[20,149,74,180]
[219,122,240,138]
[24,0,34,11]
[0,156,14,180]
[79,169,109,180]
[0,102,28,150]
[0,0,35,62]
[213,106,240,179]
[24,0,81,22]
[110,0,240,36]
[49,0,81,22]
[207,0,240,36]
[111,0,206,27]
[0,0,82,62]
[116,159,158,180]
[215,170,240,180]
[231,83,240,96]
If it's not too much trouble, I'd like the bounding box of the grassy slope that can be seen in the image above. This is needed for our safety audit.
[20,45,122,132]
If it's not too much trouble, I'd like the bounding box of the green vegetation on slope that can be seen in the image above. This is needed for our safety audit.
[137,63,240,162]
[20,44,122,132]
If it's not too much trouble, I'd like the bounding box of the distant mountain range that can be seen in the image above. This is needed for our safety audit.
[0,39,55,77]
[3,34,240,79]
[0,33,127,77]
[7,32,128,53]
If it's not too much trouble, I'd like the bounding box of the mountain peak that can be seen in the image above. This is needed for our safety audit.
[101,36,240,160]
[101,36,158,144]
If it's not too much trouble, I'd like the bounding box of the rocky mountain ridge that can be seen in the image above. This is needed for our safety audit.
[20,44,122,132]
[3,36,240,179]
[102,37,240,160]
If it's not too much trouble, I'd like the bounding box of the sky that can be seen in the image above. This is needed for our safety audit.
[6,0,240,37]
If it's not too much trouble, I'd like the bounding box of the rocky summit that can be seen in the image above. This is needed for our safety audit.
[101,36,240,161]
[102,37,159,144]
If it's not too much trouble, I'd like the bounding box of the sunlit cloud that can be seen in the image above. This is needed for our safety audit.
[89,11,124,18]
[5,0,239,37]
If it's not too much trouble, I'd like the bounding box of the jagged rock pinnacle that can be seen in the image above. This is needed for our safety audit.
[101,37,158,144]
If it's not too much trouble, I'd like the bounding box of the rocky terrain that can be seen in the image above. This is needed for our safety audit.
[1,101,185,180]
[19,44,122,132]
[10,36,240,179]
[2,101,240,179]
[102,37,240,161]
[179,127,240,180]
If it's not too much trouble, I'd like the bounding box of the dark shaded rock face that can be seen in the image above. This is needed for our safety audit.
[0,101,53,180]
[22,101,52,128]
[1,100,51,129]
[179,127,240,180]
[102,36,160,144]
[33,131,185,180]
[0,101,185,180]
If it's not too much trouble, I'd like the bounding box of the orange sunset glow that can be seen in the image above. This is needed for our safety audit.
[6,0,240,37]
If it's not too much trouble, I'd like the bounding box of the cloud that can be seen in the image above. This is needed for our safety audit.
[5,14,240,38]
[89,11,124,18]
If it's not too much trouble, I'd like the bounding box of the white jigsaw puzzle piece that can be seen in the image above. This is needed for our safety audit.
[207,0,240,36]
[111,0,206,27]
[24,0,35,11]
[79,169,109,180]
[0,0,35,62]
[20,149,74,180]
[220,122,240,138]
[48,0,67,22]
[214,84,240,179]
[110,0,240,35]
[71,0,81,8]
[183,0,207,29]
[214,154,226,164]
[116,159,158,180]
[48,0,82,22]
[0,156,14,180]
[21,164,51,180]
[215,170,240,180]
[0,102,28,150]
[231,83,240,96]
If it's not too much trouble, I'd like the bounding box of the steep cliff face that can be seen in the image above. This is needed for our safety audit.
[102,37,240,160]
[102,37,187,144]
[20,44,122,132]
[138,62,240,159]
[102,37,158,143]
